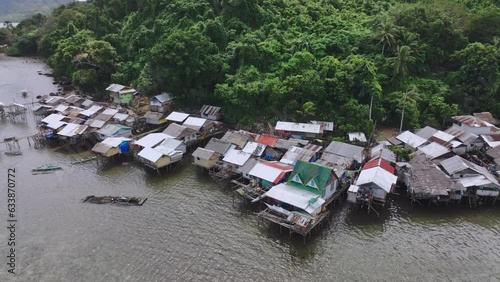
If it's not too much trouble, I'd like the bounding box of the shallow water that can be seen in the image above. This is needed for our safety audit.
[1,55,500,281]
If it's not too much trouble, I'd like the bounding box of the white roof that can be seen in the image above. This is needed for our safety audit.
[456,175,494,188]
[45,96,65,104]
[138,147,163,162]
[159,138,183,150]
[348,132,367,142]
[275,121,321,134]
[41,113,65,124]
[79,105,103,117]
[396,131,428,148]
[183,117,207,130]
[134,133,172,148]
[242,141,267,156]
[222,149,252,166]
[152,93,173,104]
[58,124,88,137]
[0,102,4,107]
[356,167,397,193]
[248,162,292,183]
[348,185,359,193]
[166,111,190,123]
[54,104,69,112]
[264,183,325,214]
[417,142,451,159]
[432,130,455,143]
[47,121,67,129]
[89,119,106,128]
[450,140,465,148]
[481,135,500,148]
[101,137,132,147]
[106,83,136,94]
[113,112,129,121]
[101,108,119,116]
[310,121,334,131]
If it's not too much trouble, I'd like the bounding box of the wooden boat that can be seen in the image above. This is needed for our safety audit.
[32,165,62,172]
[83,195,147,206]
[70,156,96,165]
[4,151,22,156]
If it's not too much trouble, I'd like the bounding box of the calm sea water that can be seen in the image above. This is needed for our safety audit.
[1,55,500,281]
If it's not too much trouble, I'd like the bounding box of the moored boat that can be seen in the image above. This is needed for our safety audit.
[83,195,147,206]
[70,156,97,165]
[32,165,62,172]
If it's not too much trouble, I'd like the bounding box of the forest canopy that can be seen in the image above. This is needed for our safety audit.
[1,0,499,133]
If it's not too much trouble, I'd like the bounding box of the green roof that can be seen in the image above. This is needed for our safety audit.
[286,160,334,194]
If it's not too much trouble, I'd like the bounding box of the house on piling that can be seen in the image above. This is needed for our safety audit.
[150,93,174,113]
[445,124,483,153]
[162,123,198,144]
[137,146,183,170]
[134,133,173,150]
[349,158,397,209]
[257,161,340,238]
[192,148,221,169]
[275,121,323,139]
[439,156,500,203]
[91,137,133,158]
[106,84,137,105]
[248,161,294,190]
[183,117,212,132]
[96,124,133,140]
[405,152,465,204]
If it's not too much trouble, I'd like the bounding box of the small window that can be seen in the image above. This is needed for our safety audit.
[196,157,200,161]
[291,174,303,185]
[460,174,463,177]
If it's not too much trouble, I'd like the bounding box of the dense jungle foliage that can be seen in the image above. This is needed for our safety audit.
[1,0,499,133]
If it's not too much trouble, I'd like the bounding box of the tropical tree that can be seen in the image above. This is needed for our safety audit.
[392,84,420,132]
[375,18,398,55]
[389,45,416,82]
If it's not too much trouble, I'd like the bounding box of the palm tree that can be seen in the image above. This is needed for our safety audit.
[389,45,416,81]
[376,19,398,55]
[398,84,420,132]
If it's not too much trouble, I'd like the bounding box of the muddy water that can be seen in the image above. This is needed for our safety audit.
[1,55,500,281]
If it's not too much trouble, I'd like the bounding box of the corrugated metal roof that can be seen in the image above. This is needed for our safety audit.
[248,161,293,183]
[41,113,65,124]
[106,84,136,95]
[82,99,94,108]
[162,123,196,139]
[65,95,83,104]
[417,142,451,159]
[222,149,252,166]
[165,111,190,123]
[97,124,132,137]
[481,135,500,148]
[134,133,172,148]
[356,167,397,193]
[310,120,334,131]
[89,119,106,128]
[370,144,396,163]
[242,141,266,156]
[316,153,353,169]
[221,130,253,148]
[473,112,499,125]
[183,117,208,130]
[363,158,395,174]
[280,146,318,165]
[264,183,325,214]
[396,131,428,148]
[275,139,301,150]
[275,121,322,134]
[192,147,217,160]
[348,132,367,142]
[138,147,163,162]
[415,126,438,140]
[79,105,103,117]
[200,105,221,116]
[204,138,232,155]
[159,138,185,153]
[151,93,174,104]
[453,115,492,127]
[91,142,112,154]
[456,175,493,187]
[54,104,69,113]
[47,121,67,129]
[101,108,119,116]
[256,134,279,147]
[440,156,499,186]
[58,124,88,137]
[237,158,259,175]
[431,130,455,144]
[324,141,364,163]
[445,124,479,145]
[101,137,131,147]
[113,113,129,121]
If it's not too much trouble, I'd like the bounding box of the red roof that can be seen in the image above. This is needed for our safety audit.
[363,158,395,174]
[256,134,279,147]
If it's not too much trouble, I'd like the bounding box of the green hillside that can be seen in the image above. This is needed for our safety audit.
[0,0,74,22]
[2,0,500,133]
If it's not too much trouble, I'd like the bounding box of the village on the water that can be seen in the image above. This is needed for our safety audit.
[3,83,500,240]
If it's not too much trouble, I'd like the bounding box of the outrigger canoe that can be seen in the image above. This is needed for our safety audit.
[83,195,147,206]
[32,165,62,172]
